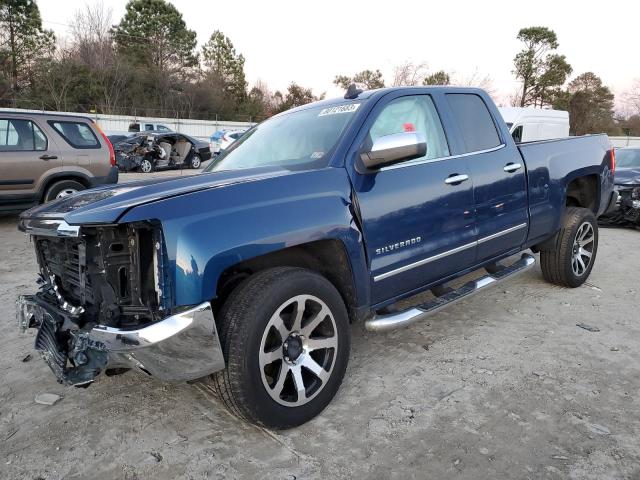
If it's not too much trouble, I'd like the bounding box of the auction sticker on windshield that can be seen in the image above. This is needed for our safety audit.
[318,104,360,116]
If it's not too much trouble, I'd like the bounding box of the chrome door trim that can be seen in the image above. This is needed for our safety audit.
[379,144,506,172]
[477,223,527,244]
[373,222,528,282]
[373,241,477,282]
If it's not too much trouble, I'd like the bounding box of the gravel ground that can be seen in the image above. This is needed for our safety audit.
[1,173,639,479]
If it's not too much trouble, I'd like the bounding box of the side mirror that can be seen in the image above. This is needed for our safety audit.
[360,132,427,170]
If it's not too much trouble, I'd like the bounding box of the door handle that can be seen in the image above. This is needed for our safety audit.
[39,154,58,160]
[444,174,470,185]
[503,162,522,173]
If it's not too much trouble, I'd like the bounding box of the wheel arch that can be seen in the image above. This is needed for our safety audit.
[565,174,600,214]
[39,172,92,202]
[213,239,361,323]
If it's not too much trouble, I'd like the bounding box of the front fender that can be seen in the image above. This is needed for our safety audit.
[119,168,370,309]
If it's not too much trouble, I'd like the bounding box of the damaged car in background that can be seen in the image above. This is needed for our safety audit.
[600,147,640,228]
[113,132,211,173]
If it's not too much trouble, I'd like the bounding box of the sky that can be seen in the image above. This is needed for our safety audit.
[35,0,639,108]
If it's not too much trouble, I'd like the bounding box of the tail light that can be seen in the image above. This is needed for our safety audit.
[610,148,616,174]
[95,122,116,167]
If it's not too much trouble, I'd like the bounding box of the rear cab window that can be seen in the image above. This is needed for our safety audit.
[0,118,47,151]
[48,120,100,149]
[446,93,502,152]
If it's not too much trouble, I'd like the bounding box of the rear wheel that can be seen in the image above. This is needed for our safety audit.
[189,154,201,169]
[139,158,153,173]
[43,180,85,203]
[212,267,350,429]
[540,207,598,287]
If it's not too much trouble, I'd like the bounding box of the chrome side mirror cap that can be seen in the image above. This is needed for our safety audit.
[360,131,427,171]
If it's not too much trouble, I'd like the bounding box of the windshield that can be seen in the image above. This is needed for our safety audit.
[204,102,361,172]
[616,149,640,169]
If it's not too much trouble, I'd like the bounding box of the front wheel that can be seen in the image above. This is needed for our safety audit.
[212,267,350,429]
[540,207,598,288]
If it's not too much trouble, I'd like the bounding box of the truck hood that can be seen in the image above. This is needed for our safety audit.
[20,166,289,226]
[614,167,640,186]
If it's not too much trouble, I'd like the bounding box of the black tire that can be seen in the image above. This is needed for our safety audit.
[138,158,154,173]
[43,180,85,203]
[212,267,350,429]
[189,154,201,169]
[540,207,598,288]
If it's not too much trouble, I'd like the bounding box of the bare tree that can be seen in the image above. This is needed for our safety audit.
[36,39,77,111]
[392,61,429,87]
[455,68,498,99]
[622,79,640,116]
[69,2,126,113]
[70,2,114,70]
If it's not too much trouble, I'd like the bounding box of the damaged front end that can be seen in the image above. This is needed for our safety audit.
[599,185,640,228]
[17,219,225,387]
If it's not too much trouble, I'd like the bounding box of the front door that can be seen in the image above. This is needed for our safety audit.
[349,93,476,304]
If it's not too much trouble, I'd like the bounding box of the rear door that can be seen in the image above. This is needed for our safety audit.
[445,93,528,262]
[0,117,61,198]
[347,91,476,303]
[47,119,107,174]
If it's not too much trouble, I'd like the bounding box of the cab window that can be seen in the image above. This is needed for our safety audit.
[446,93,501,152]
[368,95,450,162]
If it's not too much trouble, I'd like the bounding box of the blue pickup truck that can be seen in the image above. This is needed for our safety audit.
[18,86,615,428]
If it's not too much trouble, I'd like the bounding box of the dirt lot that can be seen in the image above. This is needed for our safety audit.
[1,172,639,479]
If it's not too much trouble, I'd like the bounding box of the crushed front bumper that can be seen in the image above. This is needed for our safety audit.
[17,295,225,386]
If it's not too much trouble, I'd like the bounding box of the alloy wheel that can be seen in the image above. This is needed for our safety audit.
[258,294,338,407]
[571,221,594,276]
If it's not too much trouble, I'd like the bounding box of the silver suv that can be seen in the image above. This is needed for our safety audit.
[0,112,118,212]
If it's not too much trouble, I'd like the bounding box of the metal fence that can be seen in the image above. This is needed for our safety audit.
[0,107,256,141]
[610,136,640,148]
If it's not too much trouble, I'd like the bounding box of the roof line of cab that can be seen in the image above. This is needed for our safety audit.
[282,85,489,116]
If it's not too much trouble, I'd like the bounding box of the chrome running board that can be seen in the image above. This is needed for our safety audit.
[365,253,536,332]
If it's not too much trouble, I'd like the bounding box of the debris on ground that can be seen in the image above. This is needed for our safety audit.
[576,323,600,332]
[21,353,31,362]
[149,451,163,462]
[588,424,611,435]
[34,393,62,406]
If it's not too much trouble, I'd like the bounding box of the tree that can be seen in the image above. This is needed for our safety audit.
[334,69,385,90]
[423,70,450,86]
[274,82,324,113]
[112,0,196,72]
[392,61,428,86]
[0,0,55,94]
[69,2,126,114]
[623,79,640,116]
[513,26,572,107]
[201,30,247,104]
[553,72,617,136]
